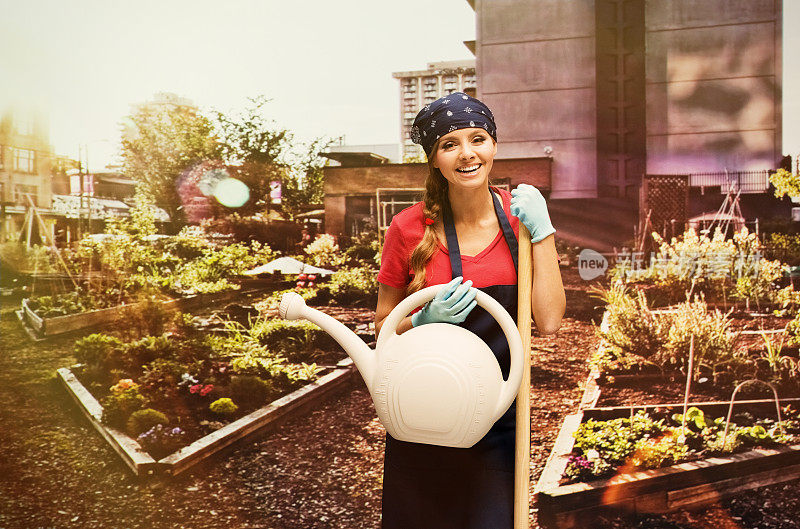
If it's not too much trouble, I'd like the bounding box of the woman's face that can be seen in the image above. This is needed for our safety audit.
[432,127,497,192]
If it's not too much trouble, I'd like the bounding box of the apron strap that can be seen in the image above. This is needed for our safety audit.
[443,201,463,279]
[443,187,519,279]
[490,188,519,273]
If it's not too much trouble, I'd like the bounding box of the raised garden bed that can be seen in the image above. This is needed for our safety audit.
[16,289,253,339]
[57,358,358,478]
[535,399,800,529]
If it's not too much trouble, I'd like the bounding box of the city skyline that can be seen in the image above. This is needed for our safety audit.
[1,0,798,171]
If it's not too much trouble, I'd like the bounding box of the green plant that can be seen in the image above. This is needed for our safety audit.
[250,317,334,363]
[769,168,800,200]
[100,387,147,429]
[74,333,124,367]
[209,397,239,416]
[590,282,668,372]
[126,408,170,437]
[230,375,274,408]
[304,234,344,267]
[316,266,378,304]
[139,359,187,400]
[661,295,741,375]
[123,334,177,373]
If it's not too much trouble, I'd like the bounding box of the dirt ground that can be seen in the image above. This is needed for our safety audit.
[2,270,800,528]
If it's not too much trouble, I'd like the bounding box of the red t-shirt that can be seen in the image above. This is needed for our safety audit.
[378,188,521,289]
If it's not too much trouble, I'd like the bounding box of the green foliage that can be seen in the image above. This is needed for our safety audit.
[205,317,288,377]
[123,334,177,373]
[126,408,169,437]
[610,227,784,308]
[592,283,743,375]
[316,266,378,305]
[100,387,147,429]
[304,234,344,267]
[343,230,381,267]
[139,359,187,400]
[121,97,222,225]
[0,243,59,274]
[250,318,334,363]
[74,333,124,367]
[212,96,291,217]
[209,397,239,416]
[590,282,667,372]
[769,168,800,200]
[764,232,800,266]
[565,407,793,483]
[280,136,335,221]
[230,375,274,408]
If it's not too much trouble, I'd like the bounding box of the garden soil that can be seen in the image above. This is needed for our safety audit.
[1,269,800,528]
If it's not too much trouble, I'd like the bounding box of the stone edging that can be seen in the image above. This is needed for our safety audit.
[57,358,358,478]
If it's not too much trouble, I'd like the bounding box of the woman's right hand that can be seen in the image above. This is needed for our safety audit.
[411,276,478,327]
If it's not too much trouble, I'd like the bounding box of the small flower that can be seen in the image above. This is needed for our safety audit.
[200,384,214,396]
[464,106,473,113]
[446,110,453,116]
[189,384,201,394]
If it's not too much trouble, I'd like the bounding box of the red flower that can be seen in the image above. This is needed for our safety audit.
[189,384,201,394]
[200,384,214,396]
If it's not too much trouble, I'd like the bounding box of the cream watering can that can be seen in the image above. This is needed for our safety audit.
[279,284,524,448]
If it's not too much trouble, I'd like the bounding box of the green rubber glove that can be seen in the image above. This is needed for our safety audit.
[411,276,478,327]
[510,183,556,243]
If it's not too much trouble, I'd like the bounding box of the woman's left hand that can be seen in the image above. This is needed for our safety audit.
[510,184,556,243]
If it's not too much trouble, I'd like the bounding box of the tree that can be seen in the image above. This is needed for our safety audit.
[280,137,335,221]
[121,99,221,227]
[212,96,293,217]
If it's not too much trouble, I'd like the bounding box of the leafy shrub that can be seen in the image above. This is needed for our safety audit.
[610,226,785,308]
[593,283,743,376]
[139,359,187,400]
[770,168,800,199]
[126,408,169,437]
[123,334,177,373]
[230,375,274,408]
[250,318,335,363]
[121,295,174,339]
[100,387,147,429]
[74,333,124,367]
[590,283,667,372]
[304,234,344,267]
[661,295,741,374]
[315,266,377,305]
[137,424,186,458]
[209,397,239,416]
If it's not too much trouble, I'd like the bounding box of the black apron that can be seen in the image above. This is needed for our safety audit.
[381,189,520,529]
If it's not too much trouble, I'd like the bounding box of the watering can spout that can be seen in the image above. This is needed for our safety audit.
[279,293,376,389]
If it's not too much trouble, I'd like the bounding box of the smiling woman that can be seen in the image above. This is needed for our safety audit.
[374,92,566,529]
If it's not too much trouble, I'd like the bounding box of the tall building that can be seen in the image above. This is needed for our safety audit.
[471,0,782,200]
[0,107,53,242]
[393,60,477,160]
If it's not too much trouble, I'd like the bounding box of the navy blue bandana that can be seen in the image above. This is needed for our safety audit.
[411,92,497,157]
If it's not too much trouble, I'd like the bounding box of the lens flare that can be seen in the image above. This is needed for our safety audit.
[213,177,250,208]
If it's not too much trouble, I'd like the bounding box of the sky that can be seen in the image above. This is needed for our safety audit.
[0,0,798,171]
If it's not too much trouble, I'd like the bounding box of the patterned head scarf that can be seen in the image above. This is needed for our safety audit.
[410,92,497,157]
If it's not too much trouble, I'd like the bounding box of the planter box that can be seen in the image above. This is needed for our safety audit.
[58,358,359,478]
[535,399,800,529]
[19,289,247,339]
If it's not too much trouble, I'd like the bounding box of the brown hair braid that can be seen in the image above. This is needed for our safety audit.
[407,145,449,295]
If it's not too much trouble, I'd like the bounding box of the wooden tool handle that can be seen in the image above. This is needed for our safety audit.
[514,224,533,529]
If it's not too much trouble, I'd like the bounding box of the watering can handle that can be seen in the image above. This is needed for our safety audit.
[376,284,525,420]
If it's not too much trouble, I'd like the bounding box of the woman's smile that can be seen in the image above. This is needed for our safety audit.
[433,128,497,189]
